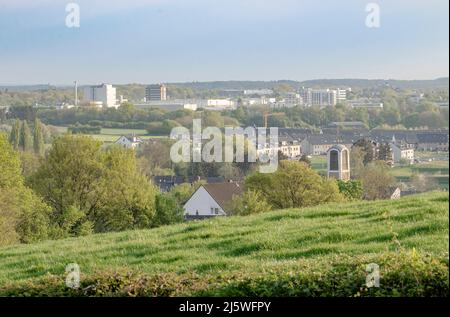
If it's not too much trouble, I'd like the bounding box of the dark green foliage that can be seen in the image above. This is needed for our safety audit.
[299,154,311,167]
[33,119,45,156]
[377,143,392,162]
[68,123,101,134]
[29,135,157,237]
[337,180,363,201]
[245,161,343,209]
[0,133,50,246]
[152,194,184,227]
[19,120,33,152]
[8,119,20,150]
[353,138,375,165]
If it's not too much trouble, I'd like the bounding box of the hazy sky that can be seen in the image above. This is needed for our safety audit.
[0,0,448,85]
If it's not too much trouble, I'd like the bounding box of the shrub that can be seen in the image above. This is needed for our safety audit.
[228,190,272,216]
[0,251,447,297]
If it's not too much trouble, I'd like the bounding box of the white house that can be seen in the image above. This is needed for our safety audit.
[391,142,414,164]
[183,182,243,220]
[115,135,143,149]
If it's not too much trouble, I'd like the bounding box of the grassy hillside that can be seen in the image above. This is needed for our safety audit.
[0,192,448,296]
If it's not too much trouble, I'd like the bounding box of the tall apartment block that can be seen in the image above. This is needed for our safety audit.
[300,87,347,106]
[145,84,167,101]
[83,83,117,108]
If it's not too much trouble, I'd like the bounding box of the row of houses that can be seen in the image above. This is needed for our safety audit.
[114,127,448,165]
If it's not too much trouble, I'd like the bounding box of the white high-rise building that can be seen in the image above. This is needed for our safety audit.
[83,84,117,108]
[299,87,339,106]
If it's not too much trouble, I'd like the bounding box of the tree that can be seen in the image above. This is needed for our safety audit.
[360,161,395,200]
[9,119,21,150]
[31,136,159,235]
[410,173,439,192]
[29,135,104,237]
[94,146,157,232]
[228,190,271,216]
[169,181,204,206]
[33,118,45,156]
[19,120,33,152]
[337,180,363,201]
[377,143,392,162]
[152,194,184,227]
[0,133,50,246]
[245,161,343,209]
[277,150,289,161]
[299,154,311,167]
[350,146,365,179]
[353,138,375,165]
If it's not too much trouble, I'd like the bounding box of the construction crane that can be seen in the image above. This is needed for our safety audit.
[263,111,285,128]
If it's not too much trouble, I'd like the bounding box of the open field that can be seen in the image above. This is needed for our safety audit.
[0,192,448,296]
[391,160,449,190]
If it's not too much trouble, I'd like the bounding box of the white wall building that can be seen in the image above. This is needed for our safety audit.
[83,84,118,108]
[391,142,415,164]
[115,135,143,149]
[183,182,243,219]
[207,99,235,108]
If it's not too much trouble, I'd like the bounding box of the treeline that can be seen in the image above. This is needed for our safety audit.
[0,134,185,247]
[8,119,45,156]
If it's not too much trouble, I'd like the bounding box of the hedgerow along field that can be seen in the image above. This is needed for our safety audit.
[0,192,448,296]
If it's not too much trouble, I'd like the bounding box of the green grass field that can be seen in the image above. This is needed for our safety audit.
[0,192,448,296]
[391,161,449,190]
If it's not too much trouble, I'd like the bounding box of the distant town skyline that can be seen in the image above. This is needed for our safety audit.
[0,0,448,85]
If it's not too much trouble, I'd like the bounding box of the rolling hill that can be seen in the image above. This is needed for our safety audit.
[0,192,448,296]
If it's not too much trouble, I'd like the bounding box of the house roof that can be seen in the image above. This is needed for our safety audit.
[303,134,359,145]
[121,135,143,143]
[416,132,449,144]
[369,130,419,144]
[203,182,244,213]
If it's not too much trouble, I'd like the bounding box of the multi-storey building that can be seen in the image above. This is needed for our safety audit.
[145,84,167,101]
[83,83,117,108]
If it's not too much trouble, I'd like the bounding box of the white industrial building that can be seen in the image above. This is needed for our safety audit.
[83,84,118,108]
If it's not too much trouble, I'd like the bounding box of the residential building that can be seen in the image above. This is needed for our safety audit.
[115,135,143,149]
[416,132,449,151]
[300,134,357,156]
[299,88,337,106]
[83,83,118,108]
[278,140,301,158]
[369,130,418,149]
[207,99,234,108]
[183,182,243,220]
[336,88,348,103]
[391,142,415,164]
[243,89,273,95]
[145,84,167,101]
[347,99,384,109]
[283,92,302,107]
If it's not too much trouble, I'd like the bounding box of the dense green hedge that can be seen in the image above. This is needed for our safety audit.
[1,250,447,297]
[68,124,101,134]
